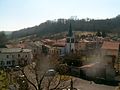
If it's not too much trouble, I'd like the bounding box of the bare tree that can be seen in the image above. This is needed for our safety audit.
[18,53,71,90]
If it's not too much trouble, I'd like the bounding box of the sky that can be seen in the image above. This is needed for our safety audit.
[0,0,120,31]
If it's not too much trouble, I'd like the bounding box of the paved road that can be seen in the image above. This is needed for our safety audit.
[73,77,116,90]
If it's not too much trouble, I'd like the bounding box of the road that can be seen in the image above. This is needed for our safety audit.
[73,77,116,90]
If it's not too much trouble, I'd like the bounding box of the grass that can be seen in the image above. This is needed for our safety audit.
[82,55,100,64]
[60,75,71,81]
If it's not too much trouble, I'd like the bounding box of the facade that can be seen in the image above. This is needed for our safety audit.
[24,41,42,57]
[49,46,66,56]
[101,41,120,74]
[80,62,115,80]
[0,48,32,67]
[101,41,119,57]
[101,41,119,66]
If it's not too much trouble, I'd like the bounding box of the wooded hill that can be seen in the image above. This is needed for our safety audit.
[11,15,120,38]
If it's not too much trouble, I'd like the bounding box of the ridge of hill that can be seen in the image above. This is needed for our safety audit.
[11,15,120,39]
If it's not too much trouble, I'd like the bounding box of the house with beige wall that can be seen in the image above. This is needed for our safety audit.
[0,48,32,67]
[101,41,120,71]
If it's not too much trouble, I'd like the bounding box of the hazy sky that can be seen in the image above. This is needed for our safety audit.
[0,0,120,31]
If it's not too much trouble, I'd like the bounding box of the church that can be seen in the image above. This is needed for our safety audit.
[40,23,76,56]
[65,23,75,54]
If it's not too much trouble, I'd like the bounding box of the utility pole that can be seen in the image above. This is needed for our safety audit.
[70,78,73,90]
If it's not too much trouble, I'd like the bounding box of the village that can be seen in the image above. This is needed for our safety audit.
[0,24,120,90]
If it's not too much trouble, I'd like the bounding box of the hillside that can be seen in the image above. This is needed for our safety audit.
[5,31,12,35]
[11,15,120,39]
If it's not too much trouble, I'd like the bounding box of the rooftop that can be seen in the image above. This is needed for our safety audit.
[101,41,120,50]
[0,48,31,53]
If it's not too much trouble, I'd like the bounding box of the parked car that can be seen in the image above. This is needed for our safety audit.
[45,69,56,76]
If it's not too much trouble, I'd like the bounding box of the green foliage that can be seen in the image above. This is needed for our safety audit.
[17,77,28,90]
[56,64,69,75]
[0,70,9,90]
[0,45,6,48]
[0,31,7,47]
[62,54,82,67]
[96,31,107,37]
[11,15,120,38]
[101,31,107,37]
[96,31,102,37]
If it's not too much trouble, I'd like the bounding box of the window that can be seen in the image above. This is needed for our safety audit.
[56,50,58,53]
[25,55,28,58]
[59,49,61,54]
[66,38,70,43]
[12,55,14,58]
[12,60,15,66]
[71,38,74,43]
[18,54,20,57]
[7,61,11,65]
[6,55,9,58]
[0,61,5,65]
[34,49,36,53]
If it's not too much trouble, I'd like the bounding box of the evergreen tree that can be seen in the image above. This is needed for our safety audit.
[101,31,107,38]
[0,31,7,48]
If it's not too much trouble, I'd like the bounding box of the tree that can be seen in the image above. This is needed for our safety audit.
[0,31,7,47]
[101,31,107,38]
[96,31,102,37]
[11,15,120,39]
[18,53,71,90]
[62,54,82,67]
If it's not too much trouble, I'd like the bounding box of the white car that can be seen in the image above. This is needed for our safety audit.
[46,69,56,76]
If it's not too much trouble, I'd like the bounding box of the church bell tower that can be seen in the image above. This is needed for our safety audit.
[66,23,75,53]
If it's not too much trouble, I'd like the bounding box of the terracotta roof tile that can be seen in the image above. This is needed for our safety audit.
[101,41,119,50]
